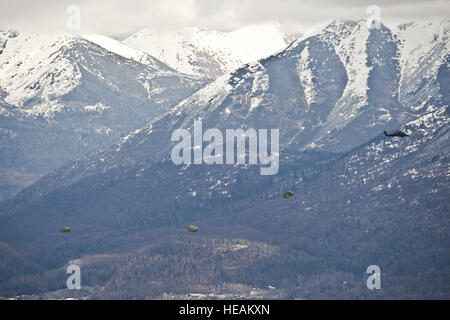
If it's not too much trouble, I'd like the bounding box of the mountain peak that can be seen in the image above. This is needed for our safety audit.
[123,24,289,78]
[323,18,385,33]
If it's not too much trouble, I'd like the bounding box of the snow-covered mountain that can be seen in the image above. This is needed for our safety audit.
[0,30,205,118]
[295,19,448,151]
[123,24,291,78]
[395,21,449,111]
[7,19,448,204]
[92,19,449,161]
[0,19,448,300]
[0,30,207,199]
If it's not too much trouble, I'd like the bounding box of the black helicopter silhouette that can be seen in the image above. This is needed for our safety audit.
[384,130,408,137]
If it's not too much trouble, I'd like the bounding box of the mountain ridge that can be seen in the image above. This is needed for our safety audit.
[123,24,291,78]
[3,20,448,204]
[0,30,208,200]
[0,19,448,299]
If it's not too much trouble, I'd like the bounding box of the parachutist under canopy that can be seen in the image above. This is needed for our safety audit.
[283,190,294,199]
[60,226,71,233]
[187,225,199,233]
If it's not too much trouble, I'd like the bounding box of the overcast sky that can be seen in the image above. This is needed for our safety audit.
[1,0,448,38]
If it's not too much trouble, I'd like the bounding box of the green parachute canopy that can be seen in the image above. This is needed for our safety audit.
[60,227,71,233]
[283,190,294,199]
[187,225,199,233]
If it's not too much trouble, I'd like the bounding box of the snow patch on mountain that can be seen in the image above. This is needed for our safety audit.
[24,98,66,118]
[249,63,269,112]
[84,102,111,113]
[297,46,316,107]
[324,20,371,114]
